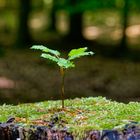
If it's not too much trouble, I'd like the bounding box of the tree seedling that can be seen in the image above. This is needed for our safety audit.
[31,45,94,108]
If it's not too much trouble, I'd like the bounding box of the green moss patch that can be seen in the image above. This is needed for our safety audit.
[0,97,140,136]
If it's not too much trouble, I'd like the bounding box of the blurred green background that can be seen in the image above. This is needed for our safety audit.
[0,0,140,104]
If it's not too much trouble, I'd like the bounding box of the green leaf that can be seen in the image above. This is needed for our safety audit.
[68,47,87,57]
[31,45,60,56]
[68,47,94,60]
[41,53,59,62]
[57,58,75,69]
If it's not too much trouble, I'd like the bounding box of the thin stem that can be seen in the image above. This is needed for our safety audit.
[60,67,65,108]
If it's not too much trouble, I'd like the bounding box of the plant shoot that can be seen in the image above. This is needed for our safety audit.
[31,45,94,108]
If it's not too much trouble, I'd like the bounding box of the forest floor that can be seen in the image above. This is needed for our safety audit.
[0,48,140,104]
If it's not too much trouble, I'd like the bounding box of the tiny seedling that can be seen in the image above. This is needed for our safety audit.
[31,45,94,108]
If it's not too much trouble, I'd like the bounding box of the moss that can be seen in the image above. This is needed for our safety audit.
[0,97,140,137]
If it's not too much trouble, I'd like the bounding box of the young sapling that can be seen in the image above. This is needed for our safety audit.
[31,45,94,108]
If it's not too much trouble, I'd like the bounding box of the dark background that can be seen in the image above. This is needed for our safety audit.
[0,0,140,104]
